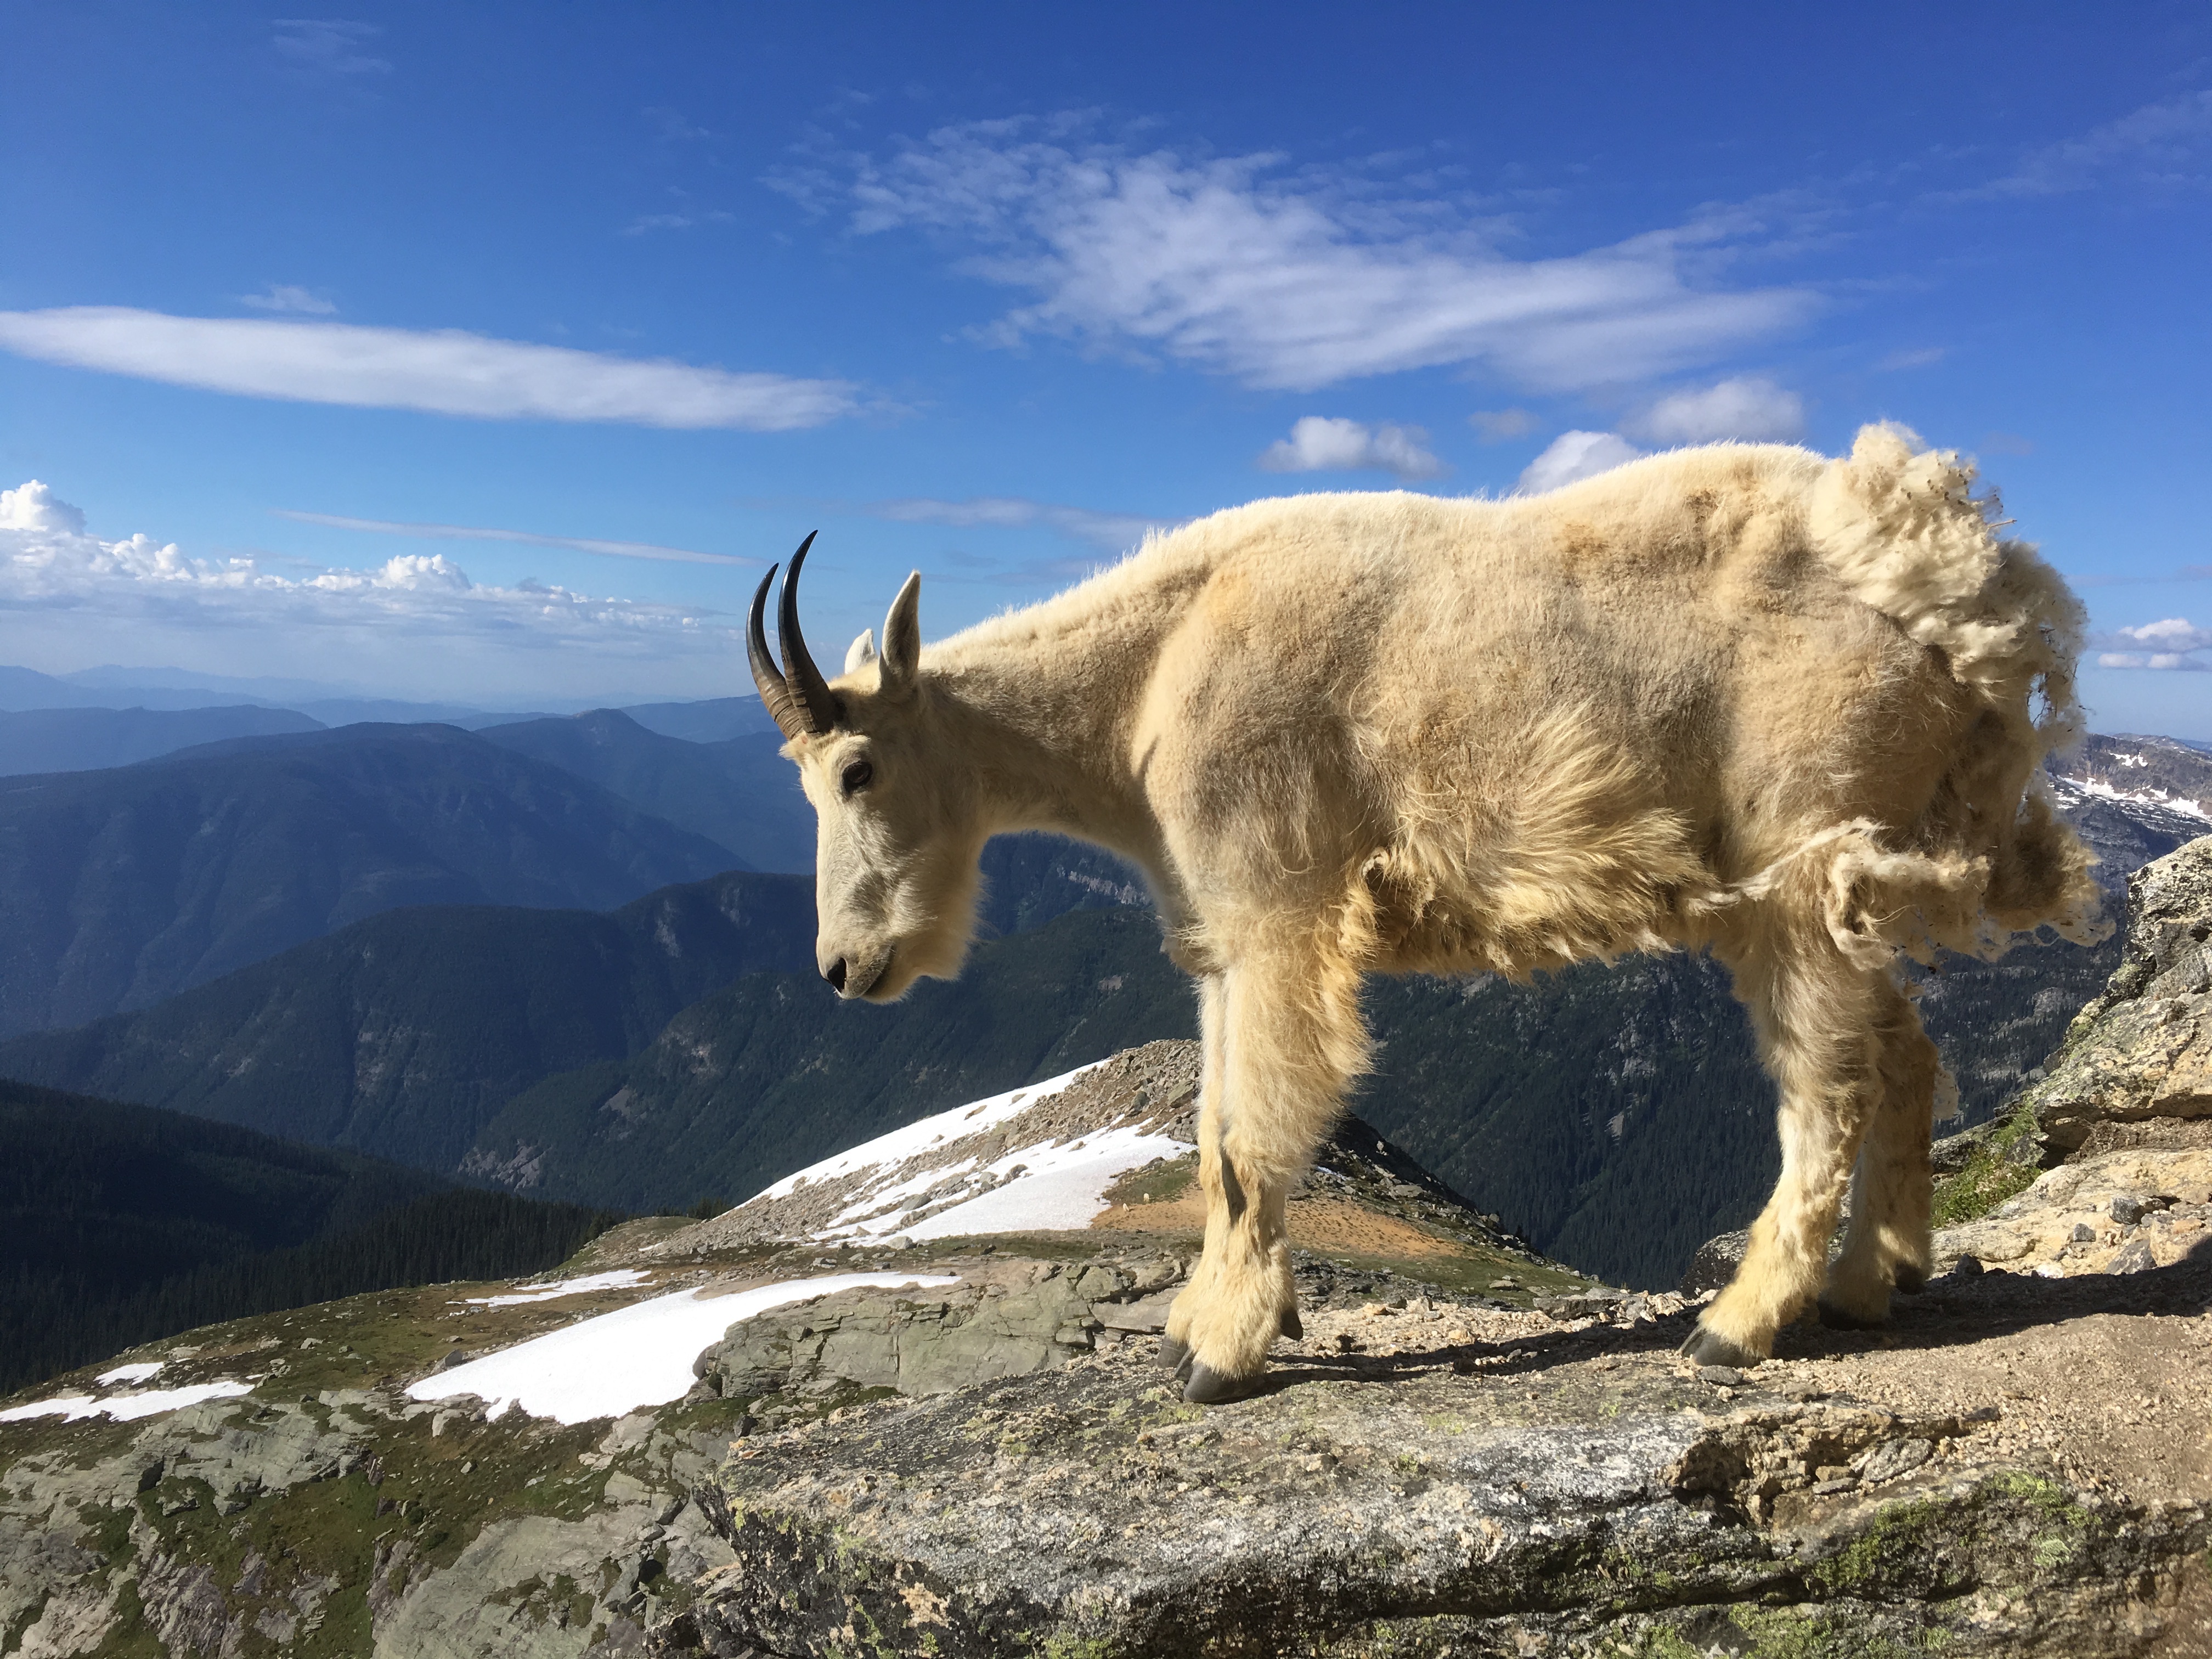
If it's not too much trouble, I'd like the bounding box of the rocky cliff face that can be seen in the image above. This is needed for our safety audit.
[6,849,2212,1657]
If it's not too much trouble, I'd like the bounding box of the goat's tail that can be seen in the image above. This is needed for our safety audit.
[1808,422,2105,952]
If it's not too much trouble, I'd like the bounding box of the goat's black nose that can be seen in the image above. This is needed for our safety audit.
[824,958,848,992]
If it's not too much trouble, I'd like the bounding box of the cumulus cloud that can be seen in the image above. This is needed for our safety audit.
[865,495,1173,552]
[1256,417,1443,481]
[240,285,336,315]
[0,480,742,665]
[0,308,859,431]
[787,120,1815,393]
[1468,408,1536,442]
[1628,376,1804,444]
[2094,618,2212,670]
[271,510,759,567]
[1516,431,1645,494]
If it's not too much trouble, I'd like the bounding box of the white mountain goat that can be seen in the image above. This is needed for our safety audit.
[749,424,2103,1402]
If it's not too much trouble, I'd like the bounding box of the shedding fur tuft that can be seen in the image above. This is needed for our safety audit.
[1809,423,2104,956]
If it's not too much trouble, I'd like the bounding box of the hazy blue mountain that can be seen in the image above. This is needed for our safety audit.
[0,1075,619,1393]
[0,834,1147,1171]
[478,710,814,873]
[0,870,815,1168]
[0,723,740,1036]
[613,695,780,744]
[0,704,327,776]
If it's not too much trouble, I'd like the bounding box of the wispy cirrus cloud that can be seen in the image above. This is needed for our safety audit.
[0,308,860,431]
[777,117,1816,393]
[1468,408,1536,442]
[1257,416,1443,480]
[271,19,390,76]
[865,494,1173,552]
[272,510,761,567]
[1955,89,2212,201]
[239,284,336,315]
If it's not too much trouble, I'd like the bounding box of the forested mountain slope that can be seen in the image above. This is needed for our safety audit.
[0,834,1149,1173]
[0,722,739,1036]
[477,709,813,873]
[0,1076,619,1393]
[0,704,326,775]
[463,906,1197,1214]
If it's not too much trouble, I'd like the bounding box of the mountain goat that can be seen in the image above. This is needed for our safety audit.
[750,424,2102,1402]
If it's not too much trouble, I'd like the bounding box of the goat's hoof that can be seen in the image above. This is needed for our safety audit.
[1678,1324,1760,1369]
[1815,1296,1888,1331]
[1891,1265,1929,1296]
[1183,1362,1261,1405]
[1156,1334,1190,1375]
[1280,1308,1304,1340]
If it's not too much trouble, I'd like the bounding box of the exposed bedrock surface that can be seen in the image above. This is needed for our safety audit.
[664,1251,2212,1659]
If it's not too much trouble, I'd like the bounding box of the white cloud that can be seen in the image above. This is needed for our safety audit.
[1257,416,1443,481]
[271,19,390,76]
[1516,431,1645,494]
[2094,618,2212,669]
[0,308,859,431]
[271,510,760,567]
[795,120,1815,393]
[865,495,1172,552]
[0,479,747,684]
[240,285,336,315]
[1628,376,1804,444]
[1963,90,2212,200]
[1469,408,1537,442]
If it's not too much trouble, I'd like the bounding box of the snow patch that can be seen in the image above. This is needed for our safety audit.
[407,1273,958,1425]
[460,1268,653,1307]
[95,1361,162,1386]
[2056,772,2209,821]
[893,1124,1191,1240]
[758,1066,1095,1201]
[1,1381,251,1424]
[730,1058,1196,1243]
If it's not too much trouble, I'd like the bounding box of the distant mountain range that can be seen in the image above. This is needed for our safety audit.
[0,723,740,1036]
[0,834,1147,1176]
[0,704,328,775]
[475,710,812,876]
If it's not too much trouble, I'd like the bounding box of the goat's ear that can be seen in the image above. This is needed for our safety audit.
[844,629,878,675]
[879,572,922,697]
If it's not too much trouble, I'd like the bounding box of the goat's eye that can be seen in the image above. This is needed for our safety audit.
[840,759,874,795]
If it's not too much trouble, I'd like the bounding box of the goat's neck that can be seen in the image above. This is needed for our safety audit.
[923,613,1171,872]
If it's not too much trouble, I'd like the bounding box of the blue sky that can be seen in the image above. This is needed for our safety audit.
[2,4,2208,732]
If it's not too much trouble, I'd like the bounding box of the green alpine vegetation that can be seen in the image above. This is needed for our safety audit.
[0,1077,622,1395]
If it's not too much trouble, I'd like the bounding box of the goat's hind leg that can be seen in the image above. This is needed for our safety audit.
[1681,937,1881,1368]
[1821,978,1940,1324]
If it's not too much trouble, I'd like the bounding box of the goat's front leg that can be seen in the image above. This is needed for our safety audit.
[1161,954,1361,1403]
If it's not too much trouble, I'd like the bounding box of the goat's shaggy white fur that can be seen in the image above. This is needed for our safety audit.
[779,423,2102,1396]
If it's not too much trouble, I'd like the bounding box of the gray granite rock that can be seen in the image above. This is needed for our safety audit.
[662,1345,2209,1658]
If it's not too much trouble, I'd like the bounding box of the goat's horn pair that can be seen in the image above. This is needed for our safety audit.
[747,532,839,739]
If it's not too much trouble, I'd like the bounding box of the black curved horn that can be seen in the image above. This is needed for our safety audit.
[747,562,814,740]
[776,531,839,735]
